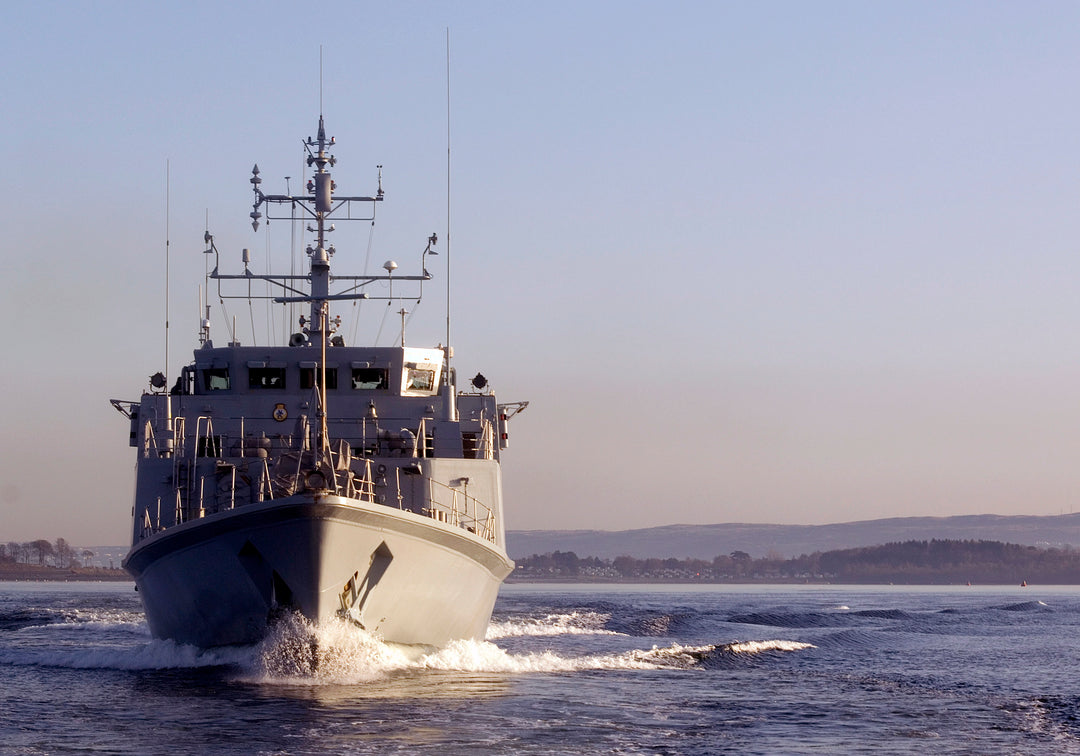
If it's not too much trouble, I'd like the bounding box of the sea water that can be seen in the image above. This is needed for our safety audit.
[2,581,1079,755]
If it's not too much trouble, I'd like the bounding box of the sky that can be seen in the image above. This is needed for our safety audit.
[3,1,1080,545]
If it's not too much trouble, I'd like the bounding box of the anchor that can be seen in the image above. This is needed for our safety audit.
[338,541,393,628]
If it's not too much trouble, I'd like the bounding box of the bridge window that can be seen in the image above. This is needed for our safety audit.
[249,367,287,389]
[352,368,388,390]
[202,368,230,391]
[405,367,435,392]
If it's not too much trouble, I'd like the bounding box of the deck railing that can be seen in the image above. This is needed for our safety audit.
[422,477,497,542]
[135,415,499,545]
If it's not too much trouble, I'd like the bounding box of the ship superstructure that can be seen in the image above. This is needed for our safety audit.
[112,114,522,648]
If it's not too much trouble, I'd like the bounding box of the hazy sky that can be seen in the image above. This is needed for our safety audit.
[3,1,1080,545]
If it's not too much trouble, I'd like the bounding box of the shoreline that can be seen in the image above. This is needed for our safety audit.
[0,567,1051,586]
[0,566,130,582]
[505,575,1047,586]
[0,574,1057,587]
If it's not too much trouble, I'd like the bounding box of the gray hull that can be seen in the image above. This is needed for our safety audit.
[123,493,514,648]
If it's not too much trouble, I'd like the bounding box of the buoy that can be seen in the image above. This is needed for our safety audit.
[1020,580,1028,587]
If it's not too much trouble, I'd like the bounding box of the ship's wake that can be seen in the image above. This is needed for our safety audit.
[485,610,624,639]
[0,607,814,681]
[0,606,250,670]
[248,612,815,684]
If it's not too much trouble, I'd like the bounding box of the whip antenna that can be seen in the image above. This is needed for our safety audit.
[164,160,172,435]
[446,29,453,392]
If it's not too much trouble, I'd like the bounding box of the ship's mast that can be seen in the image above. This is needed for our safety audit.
[307,116,334,461]
[307,114,334,336]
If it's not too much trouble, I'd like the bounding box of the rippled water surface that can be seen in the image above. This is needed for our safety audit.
[3,582,1080,754]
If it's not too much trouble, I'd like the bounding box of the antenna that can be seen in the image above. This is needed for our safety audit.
[445,29,454,417]
[319,45,324,115]
[164,160,172,437]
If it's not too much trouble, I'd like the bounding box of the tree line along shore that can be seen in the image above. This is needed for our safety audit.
[509,539,1080,584]
[0,539,128,581]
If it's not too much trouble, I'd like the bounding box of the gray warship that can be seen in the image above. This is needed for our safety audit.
[112,114,523,648]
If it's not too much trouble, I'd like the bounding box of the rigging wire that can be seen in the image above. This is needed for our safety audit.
[265,221,275,345]
[248,292,257,346]
[289,177,298,337]
[219,296,234,343]
[374,300,392,346]
[248,252,257,346]
[350,220,377,344]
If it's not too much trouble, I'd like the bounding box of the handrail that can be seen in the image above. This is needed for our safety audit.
[355,458,375,500]
[422,475,497,542]
[171,417,186,461]
[261,457,274,501]
[194,416,215,457]
[479,420,494,460]
[143,420,156,458]
[140,427,498,544]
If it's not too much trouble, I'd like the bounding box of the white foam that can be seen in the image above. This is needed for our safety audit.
[36,616,148,634]
[485,611,623,639]
[254,614,415,683]
[241,614,690,681]
[722,639,816,654]
[250,617,817,682]
[419,639,583,673]
[420,639,698,673]
[11,608,147,634]
[621,643,717,669]
[1,610,815,681]
[418,638,813,673]
[0,639,250,670]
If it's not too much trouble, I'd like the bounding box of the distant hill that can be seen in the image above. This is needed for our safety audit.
[511,539,1080,585]
[506,513,1080,560]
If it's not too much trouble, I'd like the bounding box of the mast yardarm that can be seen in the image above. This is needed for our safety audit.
[211,116,435,332]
